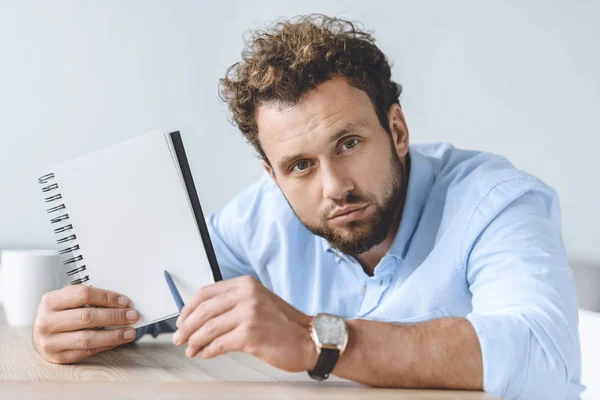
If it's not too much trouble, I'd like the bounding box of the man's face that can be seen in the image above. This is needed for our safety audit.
[257,77,409,257]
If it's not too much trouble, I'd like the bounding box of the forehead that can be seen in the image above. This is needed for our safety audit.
[256,78,376,161]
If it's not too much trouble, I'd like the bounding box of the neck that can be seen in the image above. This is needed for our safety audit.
[355,152,411,276]
[354,207,402,276]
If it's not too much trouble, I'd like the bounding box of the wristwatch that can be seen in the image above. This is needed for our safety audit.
[307,313,349,381]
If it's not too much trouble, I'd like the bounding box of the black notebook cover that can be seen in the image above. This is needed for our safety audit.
[169,131,223,282]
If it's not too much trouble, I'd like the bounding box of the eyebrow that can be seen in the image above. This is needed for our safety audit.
[276,122,364,171]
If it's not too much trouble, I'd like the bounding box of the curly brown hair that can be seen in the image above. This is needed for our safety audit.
[219,14,402,163]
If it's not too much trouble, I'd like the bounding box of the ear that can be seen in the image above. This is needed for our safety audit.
[387,104,409,158]
[261,160,279,187]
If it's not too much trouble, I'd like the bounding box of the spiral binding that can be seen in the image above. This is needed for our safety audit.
[38,173,89,285]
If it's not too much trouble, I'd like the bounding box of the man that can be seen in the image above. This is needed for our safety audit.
[32,15,582,399]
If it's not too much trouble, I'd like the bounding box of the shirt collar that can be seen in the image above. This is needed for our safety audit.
[321,147,435,262]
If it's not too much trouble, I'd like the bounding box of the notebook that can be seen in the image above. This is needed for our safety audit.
[37,130,222,329]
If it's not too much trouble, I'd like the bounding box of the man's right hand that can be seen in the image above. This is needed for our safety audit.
[32,285,140,364]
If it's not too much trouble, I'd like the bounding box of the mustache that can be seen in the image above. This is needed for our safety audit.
[320,193,367,220]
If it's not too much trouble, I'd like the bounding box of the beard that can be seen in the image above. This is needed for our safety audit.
[286,146,409,258]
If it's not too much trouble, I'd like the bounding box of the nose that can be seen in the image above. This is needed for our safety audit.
[321,162,354,200]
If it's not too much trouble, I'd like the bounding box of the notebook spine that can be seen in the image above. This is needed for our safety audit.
[38,173,89,285]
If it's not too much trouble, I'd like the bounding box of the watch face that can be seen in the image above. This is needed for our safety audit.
[314,314,346,346]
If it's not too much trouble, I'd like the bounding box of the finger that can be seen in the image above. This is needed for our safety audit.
[178,279,238,324]
[41,285,131,312]
[184,310,238,356]
[39,328,137,354]
[50,344,120,365]
[193,327,244,359]
[174,293,237,345]
[179,276,260,326]
[44,307,140,333]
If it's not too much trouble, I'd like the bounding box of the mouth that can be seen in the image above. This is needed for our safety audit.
[328,204,369,221]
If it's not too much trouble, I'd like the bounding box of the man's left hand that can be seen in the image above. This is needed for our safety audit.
[172,275,317,372]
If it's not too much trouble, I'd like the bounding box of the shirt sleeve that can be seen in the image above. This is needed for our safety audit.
[205,211,259,281]
[134,316,177,341]
[464,187,580,400]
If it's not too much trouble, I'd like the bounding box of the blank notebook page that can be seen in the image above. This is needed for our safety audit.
[49,131,215,328]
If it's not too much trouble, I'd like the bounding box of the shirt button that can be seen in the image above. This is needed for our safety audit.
[362,285,366,293]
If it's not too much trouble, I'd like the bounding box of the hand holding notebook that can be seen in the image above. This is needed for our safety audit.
[38,130,222,329]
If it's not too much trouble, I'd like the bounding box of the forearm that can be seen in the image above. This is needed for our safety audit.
[329,317,483,389]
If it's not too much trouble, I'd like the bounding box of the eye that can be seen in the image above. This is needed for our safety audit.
[341,139,358,152]
[291,160,311,173]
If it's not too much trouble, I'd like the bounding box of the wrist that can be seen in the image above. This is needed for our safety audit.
[302,314,319,371]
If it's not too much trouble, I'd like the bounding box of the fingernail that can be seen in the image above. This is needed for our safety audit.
[124,329,136,340]
[126,310,138,320]
[173,331,181,345]
[118,296,129,306]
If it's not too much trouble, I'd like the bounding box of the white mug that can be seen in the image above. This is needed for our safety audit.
[0,249,63,326]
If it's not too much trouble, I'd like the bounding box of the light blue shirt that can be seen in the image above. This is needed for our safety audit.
[139,143,582,399]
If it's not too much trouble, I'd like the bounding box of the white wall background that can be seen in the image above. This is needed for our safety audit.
[1,1,599,262]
